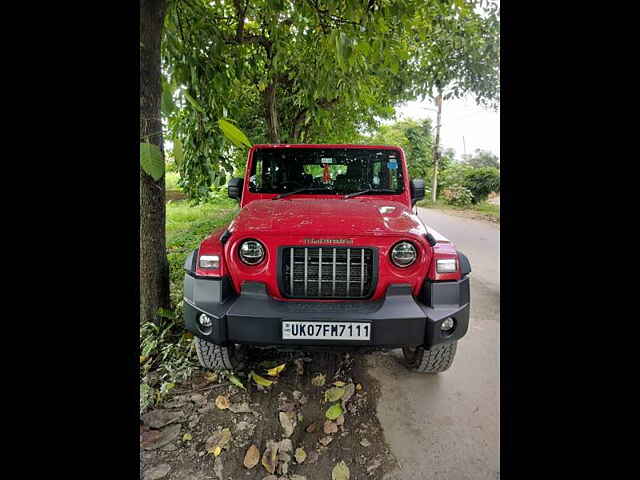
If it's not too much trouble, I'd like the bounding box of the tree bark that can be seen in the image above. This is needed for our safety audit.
[264,82,280,143]
[140,0,170,324]
[431,92,443,202]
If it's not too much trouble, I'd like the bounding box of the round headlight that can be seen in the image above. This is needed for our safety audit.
[239,240,265,265]
[390,241,417,268]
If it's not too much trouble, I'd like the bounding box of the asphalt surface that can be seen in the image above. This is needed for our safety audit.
[367,207,500,480]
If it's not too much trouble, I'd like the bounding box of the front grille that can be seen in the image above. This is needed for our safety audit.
[281,247,376,299]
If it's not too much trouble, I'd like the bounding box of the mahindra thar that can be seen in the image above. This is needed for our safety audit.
[183,145,471,373]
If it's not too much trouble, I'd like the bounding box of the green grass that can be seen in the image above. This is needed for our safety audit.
[417,198,500,222]
[166,198,238,285]
[140,197,239,413]
[165,171,180,191]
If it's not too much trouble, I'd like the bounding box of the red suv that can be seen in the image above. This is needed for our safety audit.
[183,145,470,373]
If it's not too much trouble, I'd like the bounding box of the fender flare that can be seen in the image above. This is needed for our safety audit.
[457,250,471,276]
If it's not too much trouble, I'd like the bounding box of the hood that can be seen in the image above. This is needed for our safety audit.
[229,198,427,237]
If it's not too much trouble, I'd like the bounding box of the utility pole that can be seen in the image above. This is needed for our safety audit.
[431,91,443,202]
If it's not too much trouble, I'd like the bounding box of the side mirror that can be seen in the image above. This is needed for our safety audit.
[410,178,426,205]
[228,177,244,200]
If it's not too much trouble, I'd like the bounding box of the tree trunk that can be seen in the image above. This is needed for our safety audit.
[140,0,170,324]
[431,92,443,202]
[264,82,280,143]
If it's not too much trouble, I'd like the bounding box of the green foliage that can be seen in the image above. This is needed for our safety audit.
[140,142,164,180]
[417,198,499,222]
[367,118,433,179]
[461,167,500,203]
[160,0,500,202]
[218,119,253,148]
[165,171,180,190]
[441,184,474,207]
[438,161,472,191]
[462,149,499,169]
[414,1,500,107]
[140,316,195,414]
[140,198,238,414]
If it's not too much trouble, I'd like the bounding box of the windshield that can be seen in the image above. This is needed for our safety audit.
[248,148,404,195]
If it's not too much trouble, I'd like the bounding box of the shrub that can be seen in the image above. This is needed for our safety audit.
[442,185,474,207]
[437,162,473,194]
[462,167,500,203]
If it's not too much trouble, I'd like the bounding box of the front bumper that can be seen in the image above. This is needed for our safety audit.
[183,273,470,349]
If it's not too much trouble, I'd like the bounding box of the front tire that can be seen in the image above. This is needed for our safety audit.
[194,338,245,371]
[402,342,457,373]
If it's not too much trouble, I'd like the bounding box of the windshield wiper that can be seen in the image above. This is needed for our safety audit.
[343,188,397,199]
[273,187,333,200]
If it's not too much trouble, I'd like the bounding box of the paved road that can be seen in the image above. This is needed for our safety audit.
[367,207,500,480]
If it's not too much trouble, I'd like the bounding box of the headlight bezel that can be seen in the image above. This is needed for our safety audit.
[238,239,266,265]
[390,241,418,268]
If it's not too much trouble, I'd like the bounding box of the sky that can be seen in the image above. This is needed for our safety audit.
[393,95,500,159]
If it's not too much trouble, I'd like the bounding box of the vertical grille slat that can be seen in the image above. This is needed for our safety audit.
[304,248,308,296]
[346,249,351,295]
[282,246,375,299]
[360,249,365,296]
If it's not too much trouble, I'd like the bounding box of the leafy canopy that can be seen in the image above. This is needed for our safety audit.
[159,0,500,201]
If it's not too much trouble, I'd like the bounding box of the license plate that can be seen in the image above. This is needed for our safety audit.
[282,321,371,341]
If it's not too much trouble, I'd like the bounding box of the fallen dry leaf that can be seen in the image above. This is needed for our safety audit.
[311,374,326,386]
[360,438,371,447]
[278,452,292,463]
[324,420,338,434]
[335,415,345,426]
[319,436,333,446]
[141,424,181,450]
[215,395,230,410]
[341,383,356,407]
[206,428,232,455]
[325,402,344,420]
[266,363,286,377]
[324,387,345,402]
[332,460,350,480]
[143,463,171,480]
[141,409,184,429]
[251,371,275,387]
[356,383,363,391]
[243,444,260,469]
[279,438,293,453]
[261,440,279,474]
[306,422,318,433]
[295,447,307,464]
[229,402,253,414]
[279,411,297,437]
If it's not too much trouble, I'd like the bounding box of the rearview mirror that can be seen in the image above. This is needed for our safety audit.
[410,178,425,205]
[228,177,244,200]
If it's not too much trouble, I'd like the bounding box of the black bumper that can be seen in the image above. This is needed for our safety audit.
[183,273,470,349]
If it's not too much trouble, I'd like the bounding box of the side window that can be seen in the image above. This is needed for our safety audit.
[250,157,263,191]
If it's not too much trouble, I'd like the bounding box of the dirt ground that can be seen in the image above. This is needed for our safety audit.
[140,349,398,480]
